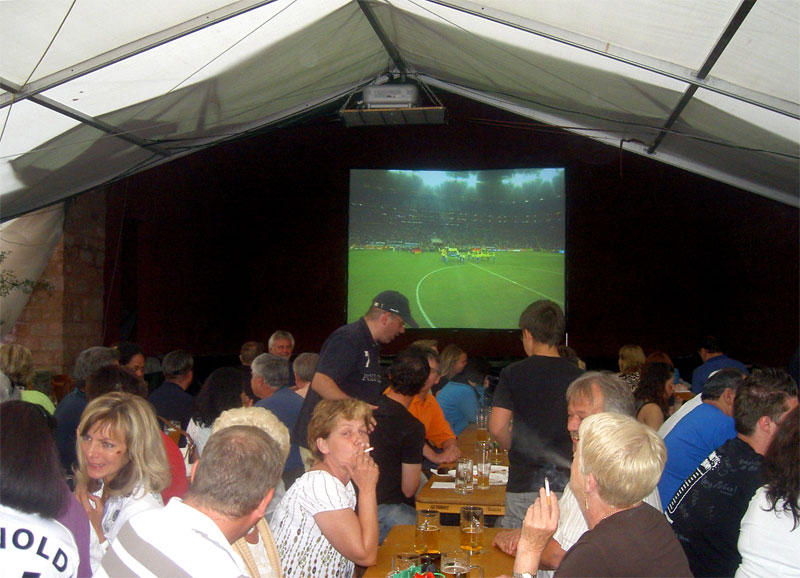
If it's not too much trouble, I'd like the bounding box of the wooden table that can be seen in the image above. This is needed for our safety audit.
[456,423,482,453]
[362,525,514,577]
[416,472,506,516]
[434,424,509,471]
[417,424,507,515]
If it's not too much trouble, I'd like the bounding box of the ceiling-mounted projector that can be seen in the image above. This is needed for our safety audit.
[339,77,446,127]
[363,84,420,109]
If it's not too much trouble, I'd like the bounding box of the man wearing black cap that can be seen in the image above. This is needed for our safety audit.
[293,290,418,449]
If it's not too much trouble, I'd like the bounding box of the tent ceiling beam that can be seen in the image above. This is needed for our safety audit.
[357,0,411,74]
[0,0,280,109]
[422,0,799,120]
[648,0,757,154]
[29,93,172,157]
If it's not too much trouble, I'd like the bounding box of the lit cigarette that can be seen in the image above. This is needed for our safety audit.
[545,477,551,504]
[364,446,374,453]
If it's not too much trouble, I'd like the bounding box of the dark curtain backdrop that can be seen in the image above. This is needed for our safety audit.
[103,93,799,368]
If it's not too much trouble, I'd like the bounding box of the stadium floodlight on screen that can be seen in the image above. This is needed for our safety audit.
[347,169,566,329]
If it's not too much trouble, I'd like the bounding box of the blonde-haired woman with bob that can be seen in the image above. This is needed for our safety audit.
[512,413,691,577]
[74,391,170,571]
[617,344,646,391]
[270,399,379,578]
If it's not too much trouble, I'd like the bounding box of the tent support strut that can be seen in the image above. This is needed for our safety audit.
[647,0,758,154]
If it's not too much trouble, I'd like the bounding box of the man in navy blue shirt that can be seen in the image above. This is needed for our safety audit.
[691,335,748,394]
[54,346,119,473]
[293,290,418,449]
[149,350,194,434]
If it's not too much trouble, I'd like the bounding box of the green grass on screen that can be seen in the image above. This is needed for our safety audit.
[347,250,564,329]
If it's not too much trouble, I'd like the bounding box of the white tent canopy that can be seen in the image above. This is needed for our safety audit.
[1,0,798,221]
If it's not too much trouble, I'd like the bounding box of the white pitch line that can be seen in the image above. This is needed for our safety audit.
[415,265,456,328]
[469,262,564,305]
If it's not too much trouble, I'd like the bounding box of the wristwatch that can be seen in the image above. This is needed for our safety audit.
[512,573,534,578]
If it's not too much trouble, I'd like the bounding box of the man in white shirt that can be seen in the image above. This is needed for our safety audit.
[96,425,284,577]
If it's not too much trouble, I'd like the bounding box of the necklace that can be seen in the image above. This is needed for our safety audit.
[600,508,619,522]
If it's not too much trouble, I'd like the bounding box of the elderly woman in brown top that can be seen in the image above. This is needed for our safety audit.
[511,413,691,577]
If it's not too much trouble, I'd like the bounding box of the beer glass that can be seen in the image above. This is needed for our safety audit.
[454,458,473,494]
[474,441,491,490]
[475,407,490,442]
[441,549,484,578]
[459,506,484,554]
[393,549,420,573]
[490,441,505,466]
[414,509,440,554]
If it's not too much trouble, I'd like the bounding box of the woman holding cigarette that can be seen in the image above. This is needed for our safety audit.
[511,413,691,577]
[270,399,379,577]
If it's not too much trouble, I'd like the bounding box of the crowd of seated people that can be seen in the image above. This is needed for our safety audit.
[2,299,799,577]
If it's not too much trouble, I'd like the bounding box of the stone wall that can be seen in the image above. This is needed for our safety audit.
[3,191,106,374]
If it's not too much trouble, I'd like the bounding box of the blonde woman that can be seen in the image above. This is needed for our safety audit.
[270,399,379,578]
[617,344,646,391]
[437,344,467,394]
[0,343,56,413]
[0,343,34,390]
[211,406,290,578]
[74,391,170,571]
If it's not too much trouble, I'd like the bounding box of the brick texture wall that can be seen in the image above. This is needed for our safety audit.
[3,191,106,374]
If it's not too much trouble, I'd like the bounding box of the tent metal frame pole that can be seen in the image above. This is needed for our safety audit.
[0,0,280,109]
[29,93,172,157]
[647,0,757,154]
[424,0,798,121]
[0,76,169,155]
[357,0,410,74]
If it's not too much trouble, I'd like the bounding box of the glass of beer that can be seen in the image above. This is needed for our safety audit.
[392,549,420,573]
[490,441,505,466]
[455,458,473,494]
[475,407,490,442]
[441,550,484,578]
[414,509,440,554]
[475,441,491,490]
[459,506,484,554]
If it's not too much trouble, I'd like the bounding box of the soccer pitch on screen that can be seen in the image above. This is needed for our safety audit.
[347,250,565,329]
